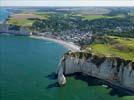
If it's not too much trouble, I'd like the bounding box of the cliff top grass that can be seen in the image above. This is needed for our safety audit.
[72,12,126,21]
[81,14,125,21]
[85,35,134,61]
[7,12,49,26]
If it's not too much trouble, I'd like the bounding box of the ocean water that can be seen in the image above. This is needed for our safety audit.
[0,8,10,22]
[0,35,134,100]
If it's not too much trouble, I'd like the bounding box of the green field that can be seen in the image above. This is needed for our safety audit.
[8,12,49,26]
[81,14,125,21]
[8,18,35,26]
[86,36,134,60]
[34,12,50,19]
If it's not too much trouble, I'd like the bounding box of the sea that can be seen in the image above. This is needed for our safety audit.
[0,8,10,23]
[0,8,134,100]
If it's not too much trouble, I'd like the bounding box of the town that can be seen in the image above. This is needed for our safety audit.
[0,7,134,46]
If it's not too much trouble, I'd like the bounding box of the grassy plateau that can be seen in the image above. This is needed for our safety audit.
[85,36,134,61]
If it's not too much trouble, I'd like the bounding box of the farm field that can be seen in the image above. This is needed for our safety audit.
[86,36,134,60]
[7,12,49,26]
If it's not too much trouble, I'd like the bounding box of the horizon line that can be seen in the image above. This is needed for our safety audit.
[1,1,134,7]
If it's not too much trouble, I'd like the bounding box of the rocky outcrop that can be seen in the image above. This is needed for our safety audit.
[0,21,31,36]
[57,63,66,86]
[57,51,134,89]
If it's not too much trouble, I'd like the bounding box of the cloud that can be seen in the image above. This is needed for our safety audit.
[1,0,134,7]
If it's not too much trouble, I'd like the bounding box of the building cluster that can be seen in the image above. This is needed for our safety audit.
[32,30,93,46]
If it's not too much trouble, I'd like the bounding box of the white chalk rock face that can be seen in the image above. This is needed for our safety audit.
[57,66,66,86]
[57,51,134,90]
[58,72,66,86]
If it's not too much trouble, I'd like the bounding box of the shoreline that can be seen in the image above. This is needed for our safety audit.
[31,35,134,93]
[30,35,80,51]
[66,72,134,94]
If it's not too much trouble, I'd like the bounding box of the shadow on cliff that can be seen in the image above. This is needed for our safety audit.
[45,72,60,89]
[46,82,60,89]
[45,72,134,96]
[69,72,134,97]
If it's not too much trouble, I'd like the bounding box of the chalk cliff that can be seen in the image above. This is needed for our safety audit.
[57,51,134,89]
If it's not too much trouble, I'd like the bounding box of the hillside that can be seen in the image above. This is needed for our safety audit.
[84,36,134,61]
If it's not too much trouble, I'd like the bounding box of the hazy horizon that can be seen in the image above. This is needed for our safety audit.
[1,0,134,7]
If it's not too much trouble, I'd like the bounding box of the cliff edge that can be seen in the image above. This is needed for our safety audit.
[57,51,134,90]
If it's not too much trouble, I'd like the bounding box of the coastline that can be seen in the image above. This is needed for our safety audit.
[30,35,134,93]
[30,35,80,51]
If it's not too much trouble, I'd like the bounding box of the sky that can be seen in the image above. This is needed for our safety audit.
[1,0,134,7]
